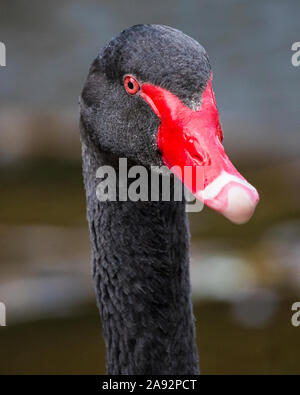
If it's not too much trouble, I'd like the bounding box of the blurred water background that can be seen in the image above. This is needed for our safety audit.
[0,0,300,374]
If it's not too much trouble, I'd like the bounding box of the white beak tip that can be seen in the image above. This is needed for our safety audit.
[222,186,259,224]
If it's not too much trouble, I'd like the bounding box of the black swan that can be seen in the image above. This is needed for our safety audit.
[79,24,259,375]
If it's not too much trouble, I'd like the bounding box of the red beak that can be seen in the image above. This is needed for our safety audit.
[141,75,259,224]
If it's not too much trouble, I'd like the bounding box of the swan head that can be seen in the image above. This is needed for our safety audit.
[80,24,259,224]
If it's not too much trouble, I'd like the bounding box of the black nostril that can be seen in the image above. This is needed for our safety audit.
[192,152,204,163]
[186,138,211,166]
[190,151,211,166]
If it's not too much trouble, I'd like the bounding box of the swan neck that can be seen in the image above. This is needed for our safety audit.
[80,134,199,374]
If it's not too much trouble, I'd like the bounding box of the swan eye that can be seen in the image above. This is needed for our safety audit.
[124,75,140,95]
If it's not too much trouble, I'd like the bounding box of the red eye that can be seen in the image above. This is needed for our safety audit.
[124,75,140,95]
